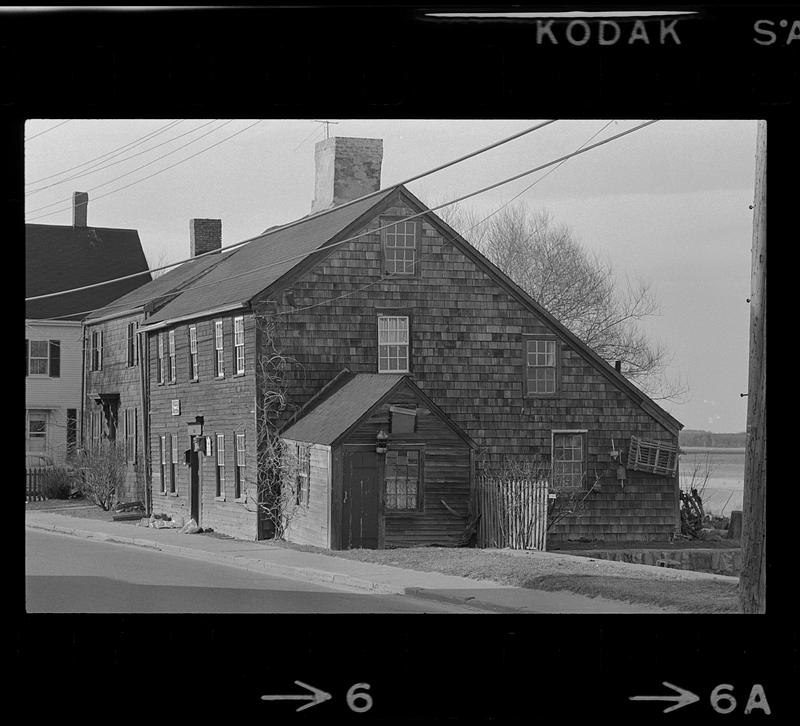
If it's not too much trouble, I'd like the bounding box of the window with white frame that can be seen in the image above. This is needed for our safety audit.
[157,333,166,384]
[90,330,103,371]
[215,433,225,497]
[382,219,417,275]
[552,431,587,489]
[214,320,224,378]
[170,433,178,494]
[234,316,245,374]
[189,325,198,380]
[234,433,246,499]
[26,410,48,453]
[27,340,49,375]
[126,322,138,367]
[124,408,138,464]
[168,329,176,382]
[384,448,423,511]
[378,315,409,373]
[159,435,167,493]
[526,338,557,395]
[294,443,310,506]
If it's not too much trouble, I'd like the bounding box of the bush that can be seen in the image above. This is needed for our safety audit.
[39,466,75,499]
[77,442,127,511]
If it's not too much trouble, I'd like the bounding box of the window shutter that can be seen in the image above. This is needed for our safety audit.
[99,331,104,369]
[25,339,29,376]
[49,340,61,378]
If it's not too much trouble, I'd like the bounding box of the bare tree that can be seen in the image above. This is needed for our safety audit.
[146,248,171,279]
[437,200,687,401]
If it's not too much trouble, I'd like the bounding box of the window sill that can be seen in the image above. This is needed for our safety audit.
[166,491,179,497]
[234,496,246,504]
[233,372,246,378]
[189,377,199,384]
[215,495,226,502]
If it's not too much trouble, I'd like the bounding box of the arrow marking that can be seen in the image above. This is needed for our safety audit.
[261,680,332,712]
[630,681,700,714]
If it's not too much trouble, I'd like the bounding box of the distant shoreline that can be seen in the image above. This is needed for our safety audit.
[681,447,745,455]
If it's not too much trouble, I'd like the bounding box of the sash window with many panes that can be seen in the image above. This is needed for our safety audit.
[384,448,423,511]
[234,316,245,374]
[526,338,557,395]
[378,315,409,373]
[382,219,417,275]
[552,431,586,489]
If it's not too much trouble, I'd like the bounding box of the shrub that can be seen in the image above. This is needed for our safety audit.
[77,442,127,511]
[39,466,75,499]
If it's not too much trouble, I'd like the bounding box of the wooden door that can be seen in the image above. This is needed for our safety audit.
[342,450,379,549]
[189,436,200,524]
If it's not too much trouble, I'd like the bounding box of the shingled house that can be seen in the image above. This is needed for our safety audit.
[26,192,151,465]
[81,218,224,505]
[126,136,682,547]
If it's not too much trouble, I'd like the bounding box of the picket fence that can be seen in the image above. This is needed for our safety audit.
[26,467,47,502]
[476,476,549,550]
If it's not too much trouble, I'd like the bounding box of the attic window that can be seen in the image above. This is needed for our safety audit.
[627,436,679,476]
[390,405,416,434]
[381,218,418,276]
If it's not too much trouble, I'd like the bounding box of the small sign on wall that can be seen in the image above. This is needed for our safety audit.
[171,399,180,416]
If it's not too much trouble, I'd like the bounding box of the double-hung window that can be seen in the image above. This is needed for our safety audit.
[214,320,225,378]
[126,322,138,367]
[26,410,48,453]
[189,325,198,380]
[90,331,103,371]
[170,433,178,494]
[168,329,176,382]
[215,433,225,498]
[157,333,166,384]
[294,443,310,506]
[384,448,423,511]
[234,316,245,374]
[526,338,557,395]
[234,433,246,499]
[552,431,587,489]
[159,435,167,493]
[378,315,409,373]
[382,219,418,276]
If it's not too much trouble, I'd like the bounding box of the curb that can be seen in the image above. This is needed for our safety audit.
[403,587,519,614]
[25,521,404,596]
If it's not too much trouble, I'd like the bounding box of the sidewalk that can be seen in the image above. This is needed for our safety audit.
[25,509,678,614]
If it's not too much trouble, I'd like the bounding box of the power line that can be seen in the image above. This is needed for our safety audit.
[25,119,72,142]
[28,120,656,320]
[24,120,261,225]
[26,119,557,299]
[26,120,184,186]
[26,120,233,217]
[26,119,218,195]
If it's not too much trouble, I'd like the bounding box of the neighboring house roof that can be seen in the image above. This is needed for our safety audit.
[281,372,476,448]
[143,188,396,325]
[84,249,229,322]
[26,224,152,321]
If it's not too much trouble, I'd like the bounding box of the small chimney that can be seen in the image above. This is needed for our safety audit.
[311,137,383,214]
[615,360,622,373]
[73,191,88,227]
[190,218,222,257]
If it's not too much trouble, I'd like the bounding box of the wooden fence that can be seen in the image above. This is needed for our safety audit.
[476,476,549,550]
[26,467,47,502]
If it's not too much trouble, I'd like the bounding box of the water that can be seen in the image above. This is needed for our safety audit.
[680,449,745,516]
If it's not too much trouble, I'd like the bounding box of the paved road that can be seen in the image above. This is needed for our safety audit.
[25,530,491,614]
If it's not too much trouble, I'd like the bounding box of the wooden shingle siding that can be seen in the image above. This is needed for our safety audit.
[84,314,146,502]
[147,313,259,540]
[282,441,331,548]
[264,196,679,543]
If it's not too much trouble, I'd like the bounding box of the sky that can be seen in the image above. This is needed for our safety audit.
[23,118,758,433]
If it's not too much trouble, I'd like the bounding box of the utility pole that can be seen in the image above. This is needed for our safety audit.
[739,120,767,614]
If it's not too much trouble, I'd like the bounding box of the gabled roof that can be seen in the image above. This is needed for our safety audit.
[84,248,230,322]
[143,188,396,326]
[25,223,151,321]
[281,372,476,448]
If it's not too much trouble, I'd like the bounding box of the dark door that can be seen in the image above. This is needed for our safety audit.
[342,450,379,549]
[189,436,200,523]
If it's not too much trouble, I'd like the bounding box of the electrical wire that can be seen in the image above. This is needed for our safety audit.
[26,120,219,195]
[26,120,558,299]
[25,119,71,142]
[26,120,233,216]
[28,120,657,322]
[26,120,184,186]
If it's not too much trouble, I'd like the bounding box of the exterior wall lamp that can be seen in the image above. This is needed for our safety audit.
[376,428,389,454]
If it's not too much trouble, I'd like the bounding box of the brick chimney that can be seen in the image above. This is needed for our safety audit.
[72,191,88,227]
[190,218,222,257]
[311,137,383,214]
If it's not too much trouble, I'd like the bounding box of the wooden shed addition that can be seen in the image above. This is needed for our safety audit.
[281,372,476,550]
